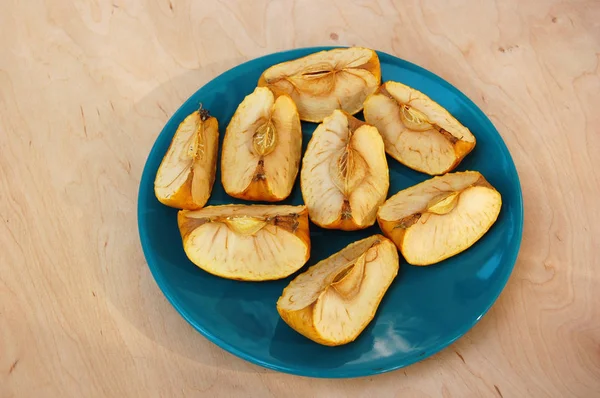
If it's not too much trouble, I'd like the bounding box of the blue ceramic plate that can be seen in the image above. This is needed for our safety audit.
[138,47,523,378]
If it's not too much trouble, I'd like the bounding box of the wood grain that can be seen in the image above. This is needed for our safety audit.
[1,0,599,396]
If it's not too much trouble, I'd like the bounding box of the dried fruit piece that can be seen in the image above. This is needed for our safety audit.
[178,205,310,281]
[363,81,476,175]
[222,87,302,201]
[258,47,381,122]
[301,110,389,230]
[154,107,218,209]
[277,235,399,346]
[377,171,502,265]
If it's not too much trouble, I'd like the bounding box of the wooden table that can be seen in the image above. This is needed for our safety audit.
[2,1,599,396]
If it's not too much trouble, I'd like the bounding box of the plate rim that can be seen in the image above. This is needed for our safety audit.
[137,46,524,378]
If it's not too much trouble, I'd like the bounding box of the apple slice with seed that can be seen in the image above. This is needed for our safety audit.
[301,110,389,230]
[221,87,302,202]
[154,107,219,209]
[258,47,381,122]
[377,171,502,265]
[277,235,399,346]
[363,81,476,175]
[178,205,310,281]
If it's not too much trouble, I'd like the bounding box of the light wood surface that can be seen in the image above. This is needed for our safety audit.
[1,0,599,397]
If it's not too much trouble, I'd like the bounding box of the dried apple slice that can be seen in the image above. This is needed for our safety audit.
[301,110,389,230]
[178,205,310,281]
[258,47,381,122]
[377,171,502,265]
[221,87,302,201]
[154,107,219,210]
[363,81,476,175]
[277,235,399,346]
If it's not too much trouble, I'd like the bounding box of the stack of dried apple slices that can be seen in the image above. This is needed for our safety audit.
[152,46,503,347]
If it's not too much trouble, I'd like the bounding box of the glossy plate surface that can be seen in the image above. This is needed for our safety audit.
[138,47,523,378]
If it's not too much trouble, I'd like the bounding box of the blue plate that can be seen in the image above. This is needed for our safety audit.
[138,47,523,378]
